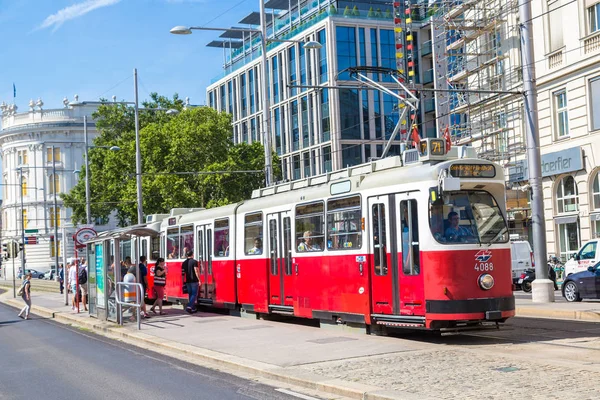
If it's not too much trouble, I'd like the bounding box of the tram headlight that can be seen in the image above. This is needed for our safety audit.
[478,274,495,290]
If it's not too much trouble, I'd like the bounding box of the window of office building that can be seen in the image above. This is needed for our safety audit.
[301,96,310,147]
[380,29,396,83]
[293,155,301,180]
[303,152,310,177]
[250,118,257,142]
[292,100,299,151]
[209,91,215,109]
[340,89,361,139]
[589,3,600,33]
[299,45,307,91]
[220,85,226,113]
[336,26,356,80]
[242,121,248,143]
[232,78,237,119]
[318,29,327,83]
[321,89,330,142]
[359,28,366,66]
[47,147,61,163]
[272,55,280,103]
[370,28,379,81]
[383,94,399,139]
[249,69,255,114]
[241,73,247,118]
[557,175,578,213]
[362,90,370,139]
[342,144,362,168]
[275,108,282,155]
[289,46,297,97]
[554,90,568,138]
[323,146,332,172]
[227,80,233,116]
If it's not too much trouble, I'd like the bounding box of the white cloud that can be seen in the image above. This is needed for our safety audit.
[38,0,121,32]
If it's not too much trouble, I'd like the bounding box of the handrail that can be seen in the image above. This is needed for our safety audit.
[115,282,143,330]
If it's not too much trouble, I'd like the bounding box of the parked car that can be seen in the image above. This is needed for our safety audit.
[17,269,45,279]
[564,240,599,278]
[562,262,600,302]
[511,240,533,286]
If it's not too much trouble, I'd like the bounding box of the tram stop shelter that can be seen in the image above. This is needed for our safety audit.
[85,224,161,323]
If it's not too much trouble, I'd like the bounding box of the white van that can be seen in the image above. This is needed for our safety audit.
[564,240,599,277]
[510,240,533,283]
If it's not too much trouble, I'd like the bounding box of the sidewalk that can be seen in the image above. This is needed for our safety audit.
[515,296,600,321]
[2,291,599,400]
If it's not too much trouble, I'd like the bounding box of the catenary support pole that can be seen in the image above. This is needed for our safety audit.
[84,116,92,225]
[519,0,554,302]
[134,68,144,224]
[259,0,274,187]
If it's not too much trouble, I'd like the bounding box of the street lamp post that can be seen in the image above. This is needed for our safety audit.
[133,68,143,224]
[170,4,321,187]
[51,146,60,295]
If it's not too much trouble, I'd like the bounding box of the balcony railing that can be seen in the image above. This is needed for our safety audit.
[422,40,432,56]
[423,69,434,85]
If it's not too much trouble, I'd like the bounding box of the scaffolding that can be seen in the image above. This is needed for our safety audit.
[427,0,525,167]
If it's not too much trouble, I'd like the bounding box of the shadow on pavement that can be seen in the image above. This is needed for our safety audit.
[386,316,600,346]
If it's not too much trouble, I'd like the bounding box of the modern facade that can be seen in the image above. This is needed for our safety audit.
[0,96,118,275]
[206,0,441,181]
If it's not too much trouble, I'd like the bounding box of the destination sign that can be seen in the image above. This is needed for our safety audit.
[449,164,496,178]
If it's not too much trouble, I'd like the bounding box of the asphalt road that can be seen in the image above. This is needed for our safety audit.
[0,301,323,400]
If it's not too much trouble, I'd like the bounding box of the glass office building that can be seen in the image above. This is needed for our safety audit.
[206,0,433,181]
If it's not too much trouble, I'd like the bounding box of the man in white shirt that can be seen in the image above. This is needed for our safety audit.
[67,262,79,311]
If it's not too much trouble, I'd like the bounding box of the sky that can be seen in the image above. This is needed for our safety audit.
[0,0,258,109]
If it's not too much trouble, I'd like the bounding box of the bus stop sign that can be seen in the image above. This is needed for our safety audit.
[75,227,97,246]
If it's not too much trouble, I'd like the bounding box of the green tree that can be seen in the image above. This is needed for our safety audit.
[62,93,278,226]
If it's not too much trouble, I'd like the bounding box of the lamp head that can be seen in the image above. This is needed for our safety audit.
[170,26,193,35]
[165,109,179,115]
[73,169,81,175]
[303,40,322,50]
[109,146,121,151]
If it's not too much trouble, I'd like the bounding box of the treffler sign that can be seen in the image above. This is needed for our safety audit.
[508,147,584,183]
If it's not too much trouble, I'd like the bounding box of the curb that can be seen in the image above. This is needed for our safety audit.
[0,296,440,400]
[516,306,600,322]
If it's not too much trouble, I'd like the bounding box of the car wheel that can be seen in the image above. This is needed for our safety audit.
[563,281,581,302]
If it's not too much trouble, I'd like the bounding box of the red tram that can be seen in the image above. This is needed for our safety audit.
[139,144,514,331]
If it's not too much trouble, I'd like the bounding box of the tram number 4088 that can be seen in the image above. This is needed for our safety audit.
[474,263,494,271]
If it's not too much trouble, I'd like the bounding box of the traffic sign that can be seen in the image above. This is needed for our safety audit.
[24,229,39,234]
[24,237,37,245]
[75,227,97,245]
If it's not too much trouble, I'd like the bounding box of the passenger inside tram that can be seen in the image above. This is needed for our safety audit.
[297,231,322,252]
[247,237,263,255]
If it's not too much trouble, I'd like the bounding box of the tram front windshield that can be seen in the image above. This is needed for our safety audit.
[430,190,508,244]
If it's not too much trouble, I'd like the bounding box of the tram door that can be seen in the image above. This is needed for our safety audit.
[267,212,294,307]
[369,194,423,316]
[196,225,215,301]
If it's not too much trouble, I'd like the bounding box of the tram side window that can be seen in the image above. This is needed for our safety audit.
[295,202,324,252]
[167,228,180,259]
[150,236,161,260]
[400,199,420,275]
[180,225,194,258]
[327,195,362,250]
[141,240,148,261]
[214,218,230,257]
[372,203,388,276]
[245,213,263,255]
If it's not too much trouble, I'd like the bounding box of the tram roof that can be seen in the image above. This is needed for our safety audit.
[237,154,503,213]
[164,203,240,228]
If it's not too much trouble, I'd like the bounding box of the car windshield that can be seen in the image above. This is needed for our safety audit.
[430,190,508,245]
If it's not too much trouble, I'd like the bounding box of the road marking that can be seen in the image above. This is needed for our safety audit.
[275,388,321,400]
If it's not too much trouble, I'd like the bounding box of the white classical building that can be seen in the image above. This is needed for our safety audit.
[0,96,118,276]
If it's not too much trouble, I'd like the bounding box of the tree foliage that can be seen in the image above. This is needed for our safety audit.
[62,93,278,226]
